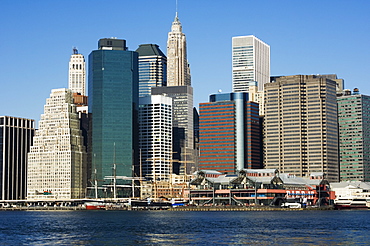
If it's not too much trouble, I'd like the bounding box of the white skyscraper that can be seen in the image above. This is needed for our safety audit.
[68,48,86,95]
[167,13,191,86]
[232,35,270,92]
[139,95,172,181]
[27,88,87,200]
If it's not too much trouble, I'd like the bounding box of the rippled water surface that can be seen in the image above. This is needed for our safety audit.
[1,210,370,245]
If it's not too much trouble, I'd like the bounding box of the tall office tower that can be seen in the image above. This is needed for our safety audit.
[27,89,86,200]
[264,75,339,182]
[68,48,86,96]
[0,116,34,200]
[232,35,270,92]
[199,92,261,173]
[139,95,172,181]
[167,13,191,86]
[338,89,370,181]
[152,86,194,175]
[89,38,139,190]
[136,44,167,97]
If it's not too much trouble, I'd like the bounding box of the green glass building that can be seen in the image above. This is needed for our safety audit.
[338,89,370,181]
[88,38,139,187]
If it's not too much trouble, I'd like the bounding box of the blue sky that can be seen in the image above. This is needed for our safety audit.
[1,0,370,123]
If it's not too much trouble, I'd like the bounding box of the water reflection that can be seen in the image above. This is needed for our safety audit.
[0,210,369,245]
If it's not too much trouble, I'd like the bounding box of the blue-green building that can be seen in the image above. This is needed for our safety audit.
[88,38,139,187]
[338,89,370,181]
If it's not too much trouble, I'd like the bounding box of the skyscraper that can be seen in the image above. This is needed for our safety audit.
[136,44,167,97]
[27,89,86,200]
[68,47,86,96]
[167,13,191,86]
[89,38,139,191]
[139,95,172,181]
[232,35,270,92]
[0,116,34,200]
[338,89,370,181]
[264,75,339,182]
[199,92,261,173]
[152,86,194,175]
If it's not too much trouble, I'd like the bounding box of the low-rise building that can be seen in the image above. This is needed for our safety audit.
[189,169,334,206]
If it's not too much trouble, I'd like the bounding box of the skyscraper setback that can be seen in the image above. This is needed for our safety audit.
[27,89,86,200]
[167,13,191,86]
[232,35,270,92]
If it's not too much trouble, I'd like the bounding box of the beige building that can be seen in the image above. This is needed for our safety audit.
[27,88,87,200]
[68,48,86,96]
[166,13,191,86]
[248,81,265,115]
[264,75,339,182]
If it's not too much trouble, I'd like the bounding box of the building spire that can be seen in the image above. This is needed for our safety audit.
[174,0,179,22]
[176,0,178,17]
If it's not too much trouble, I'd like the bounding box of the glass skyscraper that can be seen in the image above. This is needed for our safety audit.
[338,89,370,181]
[136,44,167,97]
[89,38,139,189]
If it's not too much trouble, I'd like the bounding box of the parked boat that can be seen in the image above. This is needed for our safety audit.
[85,202,106,210]
[334,196,369,210]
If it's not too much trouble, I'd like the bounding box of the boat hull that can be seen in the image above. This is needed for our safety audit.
[85,203,106,210]
[334,204,368,210]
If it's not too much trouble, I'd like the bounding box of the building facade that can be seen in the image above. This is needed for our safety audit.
[264,75,339,182]
[151,86,194,175]
[89,38,139,187]
[167,13,191,86]
[68,48,86,96]
[136,44,167,97]
[247,81,265,115]
[232,35,270,92]
[199,92,261,174]
[337,89,370,181]
[139,95,172,181]
[27,89,86,200]
[0,116,34,200]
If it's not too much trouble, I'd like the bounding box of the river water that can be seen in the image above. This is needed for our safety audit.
[0,210,369,245]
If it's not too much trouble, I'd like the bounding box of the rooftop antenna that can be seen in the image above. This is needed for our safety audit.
[176,0,178,17]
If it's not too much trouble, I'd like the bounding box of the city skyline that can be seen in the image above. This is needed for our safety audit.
[1,1,370,123]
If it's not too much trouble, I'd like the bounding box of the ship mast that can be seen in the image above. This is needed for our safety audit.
[113,142,117,199]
